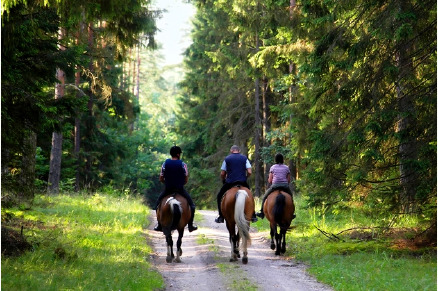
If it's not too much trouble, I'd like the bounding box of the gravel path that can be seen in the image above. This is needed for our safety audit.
[146,209,333,291]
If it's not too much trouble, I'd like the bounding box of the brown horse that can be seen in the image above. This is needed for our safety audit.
[156,193,191,263]
[263,189,295,255]
[221,186,255,264]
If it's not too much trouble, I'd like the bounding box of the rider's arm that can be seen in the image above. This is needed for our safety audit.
[159,163,165,183]
[183,162,189,185]
[220,160,227,183]
[246,159,252,177]
[268,172,273,184]
[220,170,227,183]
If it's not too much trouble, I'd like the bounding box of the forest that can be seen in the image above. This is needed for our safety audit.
[1,0,436,232]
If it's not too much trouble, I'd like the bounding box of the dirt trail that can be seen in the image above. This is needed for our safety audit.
[146,210,333,291]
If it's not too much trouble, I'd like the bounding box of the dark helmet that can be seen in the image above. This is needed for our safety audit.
[170,146,182,157]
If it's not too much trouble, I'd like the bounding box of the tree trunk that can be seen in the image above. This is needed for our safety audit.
[74,70,81,192]
[262,76,271,191]
[85,22,95,185]
[74,16,85,192]
[288,62,298,181]
[48,27,66,194]
[135,45,140,101]
[289,0,296,19]
[396,49,417,213]
[395,1,418,213]
[289,0,298,182]
[254,33,262,198]
[132,48,136,96]
[20,130,37,199]
[48,131,63,194]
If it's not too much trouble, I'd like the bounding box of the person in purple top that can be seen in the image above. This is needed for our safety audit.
[153,146,198,232]
[214,145,258,223]
[256,153,294,219]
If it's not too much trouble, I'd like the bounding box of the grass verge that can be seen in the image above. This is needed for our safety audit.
[253,195,437,291]
[1,193,164,291]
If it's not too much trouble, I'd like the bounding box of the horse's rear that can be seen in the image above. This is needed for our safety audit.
[264,190,295,255]
[221,186,255,264]
[157,193,191,263]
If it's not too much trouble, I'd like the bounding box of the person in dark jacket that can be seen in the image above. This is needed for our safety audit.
[153,146,198,232]
[215,145,257,223]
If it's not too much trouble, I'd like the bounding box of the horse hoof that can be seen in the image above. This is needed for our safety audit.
[166,256,173,263]
[270,244,275,250]
[275,251,280,256]
[174,258,182,263]
[242,257,248,264]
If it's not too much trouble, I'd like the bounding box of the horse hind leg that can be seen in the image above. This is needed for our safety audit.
[275,232,281,256]
[280,229,287,254]
[165,234,174,263]
[270,226,276,250]
[229,235,238,262]
[241,234,248,264]
[234,231,241,258]
[174,230,184,263]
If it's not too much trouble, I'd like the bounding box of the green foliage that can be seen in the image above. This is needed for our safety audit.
[1,193,164,290]
[1,1,84,196]
[1,0,161,198]
[176,0,436,218]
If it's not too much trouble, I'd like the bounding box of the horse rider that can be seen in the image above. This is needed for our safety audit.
[153,146,198,232]
[215,145,258,223]
[256,153,295,219]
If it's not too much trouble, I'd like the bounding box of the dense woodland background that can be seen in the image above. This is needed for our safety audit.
[1,0,436,227]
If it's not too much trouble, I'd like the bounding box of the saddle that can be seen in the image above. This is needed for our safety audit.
[221,183,248,203]
[269,185,292,196]
[166,188,184,196]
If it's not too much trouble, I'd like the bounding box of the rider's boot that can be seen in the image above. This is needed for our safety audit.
[215,213,224,223]
[153,209,162,231]
[256,207,265,219]
[154,222,162,231]
[188,207,198,232]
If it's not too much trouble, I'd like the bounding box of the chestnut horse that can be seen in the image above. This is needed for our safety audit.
[221,185,255,264]
[156,193,191,263]
[263,189,295,255]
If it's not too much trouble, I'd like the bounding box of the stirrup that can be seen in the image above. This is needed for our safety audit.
[215,216,224,223]
[153,224,162,231]
[256,211,264,219]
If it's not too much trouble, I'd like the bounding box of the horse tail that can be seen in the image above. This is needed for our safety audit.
[234,190,251,244]
[273,193,286,225]
[167,198,182,229]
